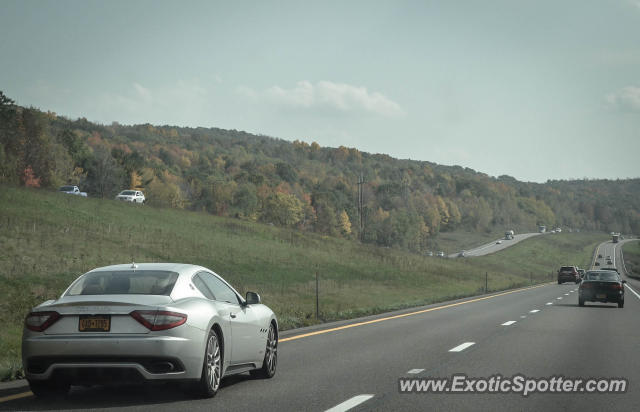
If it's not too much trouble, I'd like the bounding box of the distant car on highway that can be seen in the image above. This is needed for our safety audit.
[22,263,278,398]
[426,251,433,257]
[577,268,586,279]
[597,254,603,259]
[557,266,580,284]
[115,190,145,203]
[58,185,87,197]
[458,251,466,257]
[496,240,503,244]
[578,270,625,308]
[436,251,445,257]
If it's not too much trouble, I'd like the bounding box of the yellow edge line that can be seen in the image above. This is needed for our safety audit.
[0,391,33,403]
[280,283,552,343]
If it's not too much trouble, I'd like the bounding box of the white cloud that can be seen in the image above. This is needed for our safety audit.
[606,85,640,111]
[133,82,152,103]
[239,80,405,117]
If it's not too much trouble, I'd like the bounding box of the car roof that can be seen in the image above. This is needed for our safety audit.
[586,269,619,274]
[89,262,206,274]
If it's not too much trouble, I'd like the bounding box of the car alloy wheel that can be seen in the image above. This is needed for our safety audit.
[266,324,278,376]
[197,329,221,398]
[251,323,278,378]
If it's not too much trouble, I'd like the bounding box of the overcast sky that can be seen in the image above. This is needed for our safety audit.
[1,0,639,182]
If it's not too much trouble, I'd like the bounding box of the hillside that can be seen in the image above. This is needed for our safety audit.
[0,186,606,380]
[1,90,639,255]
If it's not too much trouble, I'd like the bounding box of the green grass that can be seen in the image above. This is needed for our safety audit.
[0,186,607,380]
[428,228,508,255]
[622,240,640,279]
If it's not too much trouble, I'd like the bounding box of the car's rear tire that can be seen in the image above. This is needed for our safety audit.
[558,280,562,285]
[250,323,277,379]
[194,329,222,398]
[578,297,585,307]
[618,300,624,308]
[28,379,70,398]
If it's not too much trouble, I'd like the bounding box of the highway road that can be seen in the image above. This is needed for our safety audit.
[449,232,543,258]
[2,239,639,411]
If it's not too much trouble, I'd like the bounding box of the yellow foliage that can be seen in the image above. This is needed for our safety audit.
[130,170,142,189]
[339,210,351,235]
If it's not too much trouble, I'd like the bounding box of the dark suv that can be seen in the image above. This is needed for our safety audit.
[558,266,580,284]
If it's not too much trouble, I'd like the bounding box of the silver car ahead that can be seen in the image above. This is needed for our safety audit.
[22,263,278,398]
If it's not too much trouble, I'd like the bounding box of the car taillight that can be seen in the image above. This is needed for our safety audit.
[130,310,187,331]
[25,311,61,332]
[611,284,623,290]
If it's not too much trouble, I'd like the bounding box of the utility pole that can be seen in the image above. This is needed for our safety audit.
[485,272,488,293]
[315,270,319,320]
[357,174,365,241]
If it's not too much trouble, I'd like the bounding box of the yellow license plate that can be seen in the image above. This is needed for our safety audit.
[596,294,606,299]
[79,315,111,332]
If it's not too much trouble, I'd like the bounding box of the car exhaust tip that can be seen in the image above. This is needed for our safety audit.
[148,361,175,374]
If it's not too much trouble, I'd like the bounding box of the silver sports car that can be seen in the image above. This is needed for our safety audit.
[22,263,278,398]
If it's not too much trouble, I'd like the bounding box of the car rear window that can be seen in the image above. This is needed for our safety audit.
[585,272,619,281]
[66,270,179,296]
[560,266,574,271]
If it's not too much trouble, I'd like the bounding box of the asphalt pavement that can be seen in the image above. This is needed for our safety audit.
[449,232,543,258]
[2,238,639,411]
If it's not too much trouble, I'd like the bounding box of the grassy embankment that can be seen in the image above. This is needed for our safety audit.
[0,186,606,380]
[622,241,640,279]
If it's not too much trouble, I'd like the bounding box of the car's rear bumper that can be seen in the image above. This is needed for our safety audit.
[22,329,205,382]
[579,291,624,303]
[558,274,578,282]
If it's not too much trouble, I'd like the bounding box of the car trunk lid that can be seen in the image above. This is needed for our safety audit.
[41,295,173,335]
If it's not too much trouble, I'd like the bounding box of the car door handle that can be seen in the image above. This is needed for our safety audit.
[230,313,237,318]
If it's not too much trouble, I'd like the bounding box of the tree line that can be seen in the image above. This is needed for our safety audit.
[1,91,638,252]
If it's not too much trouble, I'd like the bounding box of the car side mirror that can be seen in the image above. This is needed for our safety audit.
[245,291,261,305]
[622,280,627,284]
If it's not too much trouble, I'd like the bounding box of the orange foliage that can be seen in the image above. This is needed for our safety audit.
[22,166,41,188]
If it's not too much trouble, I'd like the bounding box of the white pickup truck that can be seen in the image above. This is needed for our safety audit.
[58,185,87,197]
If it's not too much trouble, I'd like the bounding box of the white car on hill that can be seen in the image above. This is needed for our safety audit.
[115,190,145,203]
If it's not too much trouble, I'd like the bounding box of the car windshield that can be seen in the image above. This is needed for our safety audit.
[585,272,619,282]
[59,186,74,191]
[560,267,574,271]
[120,190,136,195]
[66,270,179,295]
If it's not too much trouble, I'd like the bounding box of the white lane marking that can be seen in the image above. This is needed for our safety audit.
[546,302,553,305]
[625,284,640,301]
[557,297,563,300]
[529,309,540,313]
[407,369,424,374]
[326,395,375,412]
[501,321,517,326]
[569,291,574,293]
[449,342,475,352]
[564,293,569,296]
[520,315,527,318]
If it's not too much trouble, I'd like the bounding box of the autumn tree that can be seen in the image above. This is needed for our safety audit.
[261,192,304,226]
